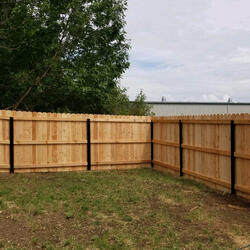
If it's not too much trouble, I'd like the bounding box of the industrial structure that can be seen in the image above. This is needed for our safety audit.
[148,102,250,116]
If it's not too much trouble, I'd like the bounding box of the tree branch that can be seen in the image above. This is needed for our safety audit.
[0,45,18,51]
[10,50,60,110]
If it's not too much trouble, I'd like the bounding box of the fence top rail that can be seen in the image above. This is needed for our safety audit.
[2,117,249,124]
[153,119,250,125]
[0,110,151,122]
[0,116,88,122]
[182,120,231,124]
[234,120,250,125]
[152,119,231,124]
[6,117,151,123]
[152,119,180,123]
[0,116,10,120]
[2,110,250,123]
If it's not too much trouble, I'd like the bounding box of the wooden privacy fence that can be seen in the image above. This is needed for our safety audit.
[152,114,250,199]
[0,110,250,198]
[0,110,151,173]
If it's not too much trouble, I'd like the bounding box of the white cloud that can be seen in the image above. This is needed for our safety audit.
[230,47,250,64]
[121,0,250,102]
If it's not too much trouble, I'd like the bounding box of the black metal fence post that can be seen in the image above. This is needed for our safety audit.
[9,117,14,174]
[87,119,91,171]
[179,120,183,177]
[231,120,236,194]
[151,121,154,168]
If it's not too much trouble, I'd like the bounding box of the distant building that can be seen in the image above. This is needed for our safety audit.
[147,102,250,116]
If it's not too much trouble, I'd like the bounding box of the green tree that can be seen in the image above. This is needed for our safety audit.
[130,90,155,116]
[0,0,130,113]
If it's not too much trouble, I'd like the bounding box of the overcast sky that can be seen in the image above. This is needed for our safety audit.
[121,0,250,102]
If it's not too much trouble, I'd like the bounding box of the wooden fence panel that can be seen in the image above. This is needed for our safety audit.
[152,119,179,171]
[152,115,250,198]
[13,112,88,172]
[182,122,231,188]
[91,118,151,170]
[0,110,151,172]
[0,117,9,173]
[235,124,250,194]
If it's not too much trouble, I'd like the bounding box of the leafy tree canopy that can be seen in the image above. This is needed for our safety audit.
[0,0,153,115]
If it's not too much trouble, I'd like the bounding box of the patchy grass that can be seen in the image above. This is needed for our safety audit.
[0,168,249,249]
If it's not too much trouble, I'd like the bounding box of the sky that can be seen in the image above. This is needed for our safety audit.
[121,0,250,102]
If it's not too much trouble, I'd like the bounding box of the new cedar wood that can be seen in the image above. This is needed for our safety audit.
[0,110,249,199]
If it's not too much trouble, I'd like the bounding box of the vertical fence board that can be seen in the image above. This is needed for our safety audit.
[0,117,9,172]
[235,124,250,194]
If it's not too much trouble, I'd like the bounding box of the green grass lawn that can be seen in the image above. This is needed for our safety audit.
[0,168,249,249]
